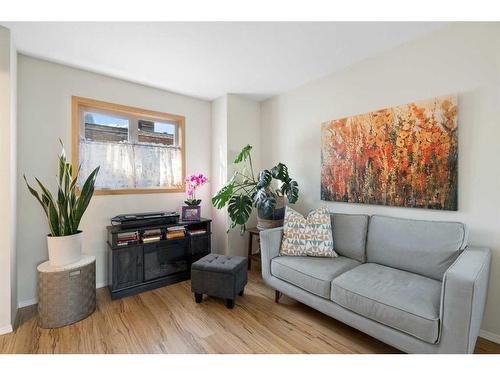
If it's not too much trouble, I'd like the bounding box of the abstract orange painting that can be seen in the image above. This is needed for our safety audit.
[321,95,458,210]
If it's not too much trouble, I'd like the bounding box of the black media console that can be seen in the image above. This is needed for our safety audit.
[107,218,211,299]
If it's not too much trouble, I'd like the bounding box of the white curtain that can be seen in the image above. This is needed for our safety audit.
[79,140,182,189]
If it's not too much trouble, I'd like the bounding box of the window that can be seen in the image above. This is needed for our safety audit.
[72,97,185,194]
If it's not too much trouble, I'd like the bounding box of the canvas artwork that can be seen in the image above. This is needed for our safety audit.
[320,95,458,210]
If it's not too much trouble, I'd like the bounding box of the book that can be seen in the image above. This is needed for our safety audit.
[188,229,206,236]
[116,231,139,246]
[167,226,186,232]
[143,229,162,236]
[166,232,185,239]
[142,236,162,243]
[117,235,138,241]
[117,231,139,240]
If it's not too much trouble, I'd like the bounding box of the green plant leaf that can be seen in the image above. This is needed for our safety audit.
[23,175,48,215]
[70,164,81,192]
[184,199,201,206]
[34,177,55,202]
[253,188,270,206]
[233,144,252,164]
[73,166,99,230]
[57,186,72,235]
[271,162,290,183]
[58,153,65,187]
[24,142,99,237]
[228,195,253,226]
[47,199,61,236]
[212,183,234,209]
[256,169,272,189]
[253,189,276,214]
[282,180,299,204]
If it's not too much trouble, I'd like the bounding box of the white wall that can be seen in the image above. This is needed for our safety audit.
[9,32,17,326]
[210,94,261,257]
[261,23,500,337]
[17,55,212,305]
[0,26,16,334]
[226,94,261,256]
[210,96,228,254]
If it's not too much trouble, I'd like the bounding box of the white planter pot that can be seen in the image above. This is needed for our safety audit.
[47,231,83,267]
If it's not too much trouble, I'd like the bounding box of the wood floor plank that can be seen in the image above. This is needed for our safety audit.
[1,269,499,354]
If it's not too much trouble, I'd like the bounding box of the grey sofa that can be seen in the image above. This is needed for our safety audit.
[260,214,491,354]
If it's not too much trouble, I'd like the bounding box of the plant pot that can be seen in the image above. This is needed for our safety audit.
[257,196,286,230]
[47,231,83,267]
[182,205,201,221]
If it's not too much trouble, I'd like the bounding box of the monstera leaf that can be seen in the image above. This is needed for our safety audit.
[256,169,272,189]
[271,162,290,183]
[253,188,276,210]
[212,183,235,209]
[228,195,253,234]
[253,190,277,215]
[282,179,299,204]
[211,144,300,234]
[233,144,253,164]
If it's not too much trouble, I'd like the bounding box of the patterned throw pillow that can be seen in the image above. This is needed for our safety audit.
[280,206,337,257]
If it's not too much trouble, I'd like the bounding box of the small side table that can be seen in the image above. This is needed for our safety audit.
[246,227,262,271]
[37,255,96,328]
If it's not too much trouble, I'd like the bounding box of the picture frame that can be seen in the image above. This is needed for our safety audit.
[182,205,201,221]
[320,95,458,210]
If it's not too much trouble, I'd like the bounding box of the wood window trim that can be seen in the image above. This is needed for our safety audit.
[71,96,186,195]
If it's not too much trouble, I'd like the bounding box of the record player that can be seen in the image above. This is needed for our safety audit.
[111,211,179,228]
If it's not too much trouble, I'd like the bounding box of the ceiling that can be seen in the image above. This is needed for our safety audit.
[2,22,446,101]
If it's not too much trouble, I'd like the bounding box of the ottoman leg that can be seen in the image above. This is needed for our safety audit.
[238,288,244,296]
[226,299,235,309]
[195,293,203,303]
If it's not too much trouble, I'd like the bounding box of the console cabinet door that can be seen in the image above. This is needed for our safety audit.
[112,245,143,291]
[189,234,211,262]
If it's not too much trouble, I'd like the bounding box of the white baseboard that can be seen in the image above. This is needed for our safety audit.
[18,282,109,308]
[18,297,38,308]
[479,329,500,344]
[0,324,13,336]
[96,281,108,289]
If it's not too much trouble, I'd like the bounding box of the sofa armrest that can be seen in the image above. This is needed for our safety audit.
[260,227,283,282]
[440,246,491,353]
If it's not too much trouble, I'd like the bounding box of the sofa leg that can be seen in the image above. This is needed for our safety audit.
[194,293,203,303]
[275,290,282,303]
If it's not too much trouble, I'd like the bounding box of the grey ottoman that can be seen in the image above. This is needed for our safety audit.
[191,254,247,309]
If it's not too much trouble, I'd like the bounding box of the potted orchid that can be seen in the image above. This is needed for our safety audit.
[182,173,208,221]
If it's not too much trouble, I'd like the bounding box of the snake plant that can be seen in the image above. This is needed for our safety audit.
[24,142,100,237]
[212,144,299,234]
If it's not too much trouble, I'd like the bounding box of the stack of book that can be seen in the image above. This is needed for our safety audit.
[117,231,139,246]
[142,228,163,243]
[166,225,186,239]
[188,228,207,236]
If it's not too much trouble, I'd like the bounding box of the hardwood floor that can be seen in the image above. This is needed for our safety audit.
[1,269,499,354]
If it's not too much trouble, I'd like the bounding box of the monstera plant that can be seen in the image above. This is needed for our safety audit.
[24,141,99,266]
[212,145,299,233]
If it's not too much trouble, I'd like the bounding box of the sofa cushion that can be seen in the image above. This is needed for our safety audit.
[271,256,360,298]
[280,206,337,257]
[331,213,369,262]
[366,215,467,280]
[331,263,442,344]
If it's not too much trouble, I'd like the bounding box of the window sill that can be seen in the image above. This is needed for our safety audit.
[92,187,185,195]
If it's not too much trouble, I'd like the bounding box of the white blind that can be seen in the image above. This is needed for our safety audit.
[79,140,182,189]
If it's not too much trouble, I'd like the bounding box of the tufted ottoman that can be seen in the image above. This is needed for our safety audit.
[191,254,248,308]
